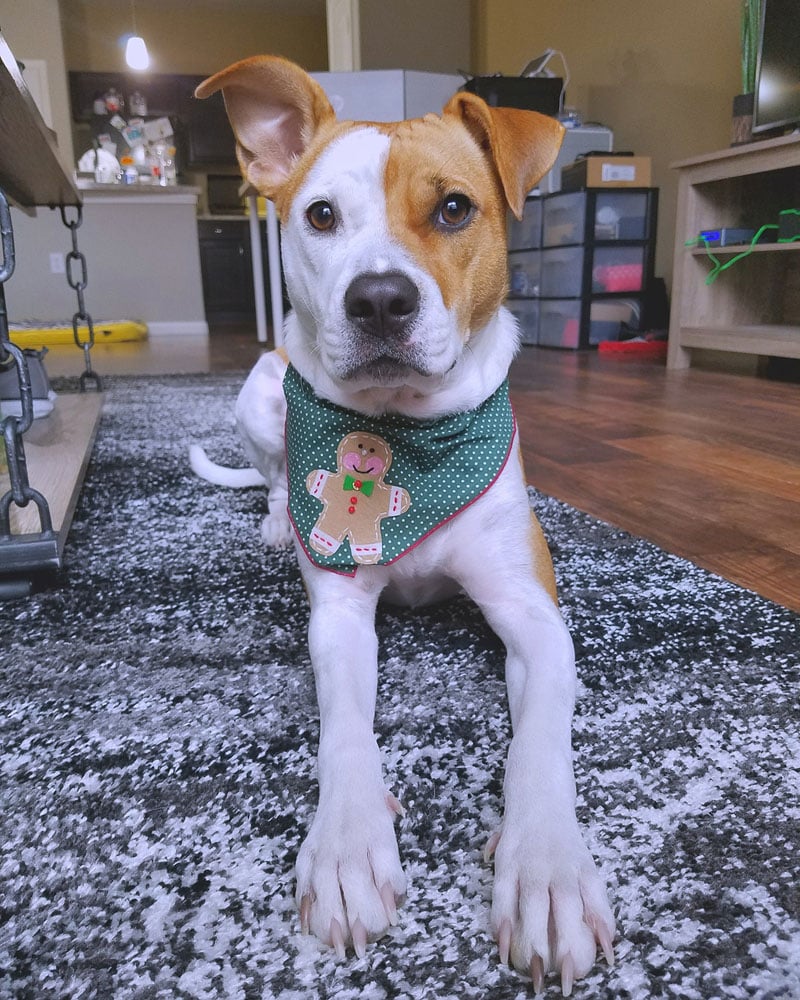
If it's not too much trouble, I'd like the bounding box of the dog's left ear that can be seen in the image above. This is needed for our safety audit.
[444,92,564,220]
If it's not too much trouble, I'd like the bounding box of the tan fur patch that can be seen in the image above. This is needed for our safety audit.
[528,512,559,606]
[382,115,510,339]
[517,446,559,605]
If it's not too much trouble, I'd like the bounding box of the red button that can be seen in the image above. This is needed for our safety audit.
[348,506,356,514]
[354,480,362,490]
[350,497,358,504]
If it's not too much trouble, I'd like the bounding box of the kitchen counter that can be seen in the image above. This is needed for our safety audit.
[77,180,200,196]
[196,212,255,222]
[9,180,207,336]
[76,180,201,205]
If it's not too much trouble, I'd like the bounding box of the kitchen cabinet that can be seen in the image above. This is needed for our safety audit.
[198,219,270,323]
[177,76,237,167]
[68,71,179,121]
[69,71,238,170]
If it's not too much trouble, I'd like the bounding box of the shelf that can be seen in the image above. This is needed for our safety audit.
[668,134,800,370]
[680,325,800,358]
[690,241,800,256]
[0,31,79,209]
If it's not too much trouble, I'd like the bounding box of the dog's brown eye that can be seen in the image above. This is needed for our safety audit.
[307,200,336,232]
[438,193,473,228]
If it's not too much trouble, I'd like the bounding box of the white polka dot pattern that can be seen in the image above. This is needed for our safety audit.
[284,365,516,574]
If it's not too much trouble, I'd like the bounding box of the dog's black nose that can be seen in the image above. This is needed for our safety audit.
[345,272,420,341]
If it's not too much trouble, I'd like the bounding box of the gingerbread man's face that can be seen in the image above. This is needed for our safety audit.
[337,432,393,478]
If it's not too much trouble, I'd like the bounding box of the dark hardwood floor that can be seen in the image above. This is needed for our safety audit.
[206,328,800,613]
[508,347,800,613]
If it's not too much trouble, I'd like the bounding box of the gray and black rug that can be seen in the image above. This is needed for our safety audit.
[1,373,798,1000]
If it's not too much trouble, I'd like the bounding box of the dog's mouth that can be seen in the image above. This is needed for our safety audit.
[340,352,430,384]
[351,357,426,381]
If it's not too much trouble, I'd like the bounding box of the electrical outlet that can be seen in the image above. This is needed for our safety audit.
[49,252,65,274]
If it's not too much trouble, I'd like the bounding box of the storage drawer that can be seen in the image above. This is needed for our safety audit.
[538,299,581,348]
[506,298,539,345]
[538,297,643,349]
[508,250,540,297]
[508,198,542,250]
[594,191,651,240]
[588,297,642,344]
[542,191,585,247]
[540,246,584,297]
[543,189,654,246]
[591,245,647,293]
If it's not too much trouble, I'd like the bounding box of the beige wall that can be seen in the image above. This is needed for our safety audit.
[360,0,471,73]
[59,0,328,75]
[474,0,742,291]
[0,0,75,170]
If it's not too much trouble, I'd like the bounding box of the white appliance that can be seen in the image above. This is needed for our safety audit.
[310,69,464,121]
[541,125,614,193]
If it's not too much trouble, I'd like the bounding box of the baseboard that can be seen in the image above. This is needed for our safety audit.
[146,321,209,337]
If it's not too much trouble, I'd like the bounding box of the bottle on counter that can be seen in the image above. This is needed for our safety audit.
[103,87,124,114]
[129,91,148,116]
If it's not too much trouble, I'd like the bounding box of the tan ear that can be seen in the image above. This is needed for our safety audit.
[195,55,336,199]
[443,91,564,219]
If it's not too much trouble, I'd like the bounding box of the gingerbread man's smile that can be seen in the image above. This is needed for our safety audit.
[343,452,386,477]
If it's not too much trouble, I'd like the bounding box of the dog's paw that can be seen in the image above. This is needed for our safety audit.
[296,791,406,958]
[486,819,615,995]
[260,511,292,547]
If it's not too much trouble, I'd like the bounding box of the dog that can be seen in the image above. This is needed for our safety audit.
[192,55,616,995]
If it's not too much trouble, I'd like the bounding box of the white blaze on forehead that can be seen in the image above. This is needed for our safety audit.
[297,126,391,223]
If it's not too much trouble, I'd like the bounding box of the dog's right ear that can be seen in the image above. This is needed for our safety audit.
[195,55,336,200]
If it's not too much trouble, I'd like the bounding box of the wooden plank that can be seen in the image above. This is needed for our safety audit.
[1,392,103,542]
[508,347,800,612]
[690,243,800,257]
[611,433,800,501]
[669,132,800,177]
[0,31,80,209]
[680,326,800,357]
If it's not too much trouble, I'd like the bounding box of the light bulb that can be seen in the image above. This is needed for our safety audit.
[125,35,150,71]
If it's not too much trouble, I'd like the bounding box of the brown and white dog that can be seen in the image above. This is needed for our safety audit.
[192,56,615,995]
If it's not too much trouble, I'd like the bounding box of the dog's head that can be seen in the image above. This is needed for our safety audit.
[197,57,563,393]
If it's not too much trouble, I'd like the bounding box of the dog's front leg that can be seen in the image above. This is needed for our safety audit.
[453,523,615,994]
[295,571,406,958]
[487,596,615,994]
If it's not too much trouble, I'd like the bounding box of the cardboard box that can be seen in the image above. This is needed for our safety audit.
[560,155,652,191]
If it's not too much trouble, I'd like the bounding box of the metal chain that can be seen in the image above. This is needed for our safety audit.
[0,189,54,540]
[59,204,102,392]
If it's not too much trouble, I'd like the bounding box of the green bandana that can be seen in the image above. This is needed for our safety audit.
[284,364,516,575]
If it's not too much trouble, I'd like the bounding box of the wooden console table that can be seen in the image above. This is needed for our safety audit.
[667,133,800,370]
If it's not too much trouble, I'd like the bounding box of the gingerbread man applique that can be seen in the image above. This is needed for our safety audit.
[305,431,411,565]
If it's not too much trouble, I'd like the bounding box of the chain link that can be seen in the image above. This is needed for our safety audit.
[60,205,102,392]
[0,189,55,540]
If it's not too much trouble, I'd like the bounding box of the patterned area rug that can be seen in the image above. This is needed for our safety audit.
[1,373,798,1000]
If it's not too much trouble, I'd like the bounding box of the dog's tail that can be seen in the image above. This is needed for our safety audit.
[188,444,266,488]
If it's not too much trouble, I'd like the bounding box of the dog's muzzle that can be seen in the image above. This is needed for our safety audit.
[344,271,420,343]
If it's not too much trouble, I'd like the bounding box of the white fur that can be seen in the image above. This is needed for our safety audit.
[188,444,266,488]
[194,111,615,992]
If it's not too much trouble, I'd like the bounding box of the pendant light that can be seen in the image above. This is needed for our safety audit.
[125,0,150,71]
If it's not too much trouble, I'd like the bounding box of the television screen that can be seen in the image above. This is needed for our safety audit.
[753,0,800,133]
